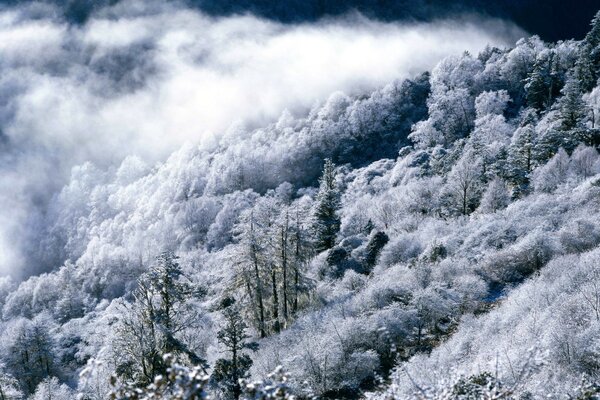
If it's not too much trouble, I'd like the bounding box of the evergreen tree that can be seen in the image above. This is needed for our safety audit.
[212,305,257,400]
[584,10,600,59]
[526,61,550,111]
[575,43,597,93]
[507,110,537,193]
[312,159,341,252]
[586,11,600,47]
[364,231,389,271]
[557,73,587,132]
[525,51,561,111]
[535,73,588,164]
[580,10,600,92]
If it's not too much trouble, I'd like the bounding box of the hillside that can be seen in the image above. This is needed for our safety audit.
[1,5,600,400]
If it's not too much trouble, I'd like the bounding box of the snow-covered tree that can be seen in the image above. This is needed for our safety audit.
[30,377,73,400]
[444,156,484,215]
[114,252,206,385]
[478,177,511,214]
[312,159,341,252]
[212,304,256,400]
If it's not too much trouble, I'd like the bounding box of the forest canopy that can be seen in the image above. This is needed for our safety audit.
[1,2,600,400]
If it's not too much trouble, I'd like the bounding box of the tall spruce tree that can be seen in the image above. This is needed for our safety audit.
[582,11,600,91]
[525,51,560,111]
[526,60,550,111]
[212,305,256,400]
[557,73,587,133]
[584,11,600,53]
[575,43,597,93]
[507,109,538,194]
[312,159,341,252]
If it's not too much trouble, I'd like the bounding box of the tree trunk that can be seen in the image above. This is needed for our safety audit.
[253,256,266,338]
[281,215,289,324]
[250,217,266,338]
[292,211,301,316]
[271,268,280,334]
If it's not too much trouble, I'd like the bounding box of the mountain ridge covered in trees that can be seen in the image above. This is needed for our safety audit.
[2,8,600,400]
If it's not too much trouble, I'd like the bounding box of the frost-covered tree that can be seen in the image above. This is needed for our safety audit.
[580,10,600,86]
[557,72,588,133]
[525,50,561,110]
[212,305,256,400]
[469,90,512,178]
[444,156,484,215]
[570,144,600,180]
[409,53,481,148]
[575,42,597,93]
[115,252,206,385]
[0,370,23,400]
[312,159,341,252]
[0,314,57,394]
[478,177,511,214]
[30,377,73,400]
[532,148,571,192]
[109,354,209,400]
[507,109,538,192]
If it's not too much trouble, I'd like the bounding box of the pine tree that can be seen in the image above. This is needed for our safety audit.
[525,51,561,111]
[583,11,600,90]
[312,159,341,252]
[584,11,600,49]
[535,73,589,164]
[364,231,389,271]
[575,43,597,93]
[557,73,587,132]
[507,111,537,193]
[526,61,549,111]
[212,305,257,400]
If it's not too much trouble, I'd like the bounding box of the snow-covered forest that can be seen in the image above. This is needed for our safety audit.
[1,1,600,399]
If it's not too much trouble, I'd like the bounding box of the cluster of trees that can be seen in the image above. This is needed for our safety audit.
[2,10,600,400]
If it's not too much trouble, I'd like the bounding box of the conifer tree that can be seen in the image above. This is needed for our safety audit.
[557,73,587,132]
[579,10,600,92]
[525,51,562,111]
[364,231,389,271]
[575,43,597,93]
[507,110,537,193]
[212,305,257,400]
[312,159,341,252]
[526,61,550,110]
[584,11,600,50]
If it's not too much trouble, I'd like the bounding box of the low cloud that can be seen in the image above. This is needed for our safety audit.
[0,0,525,276]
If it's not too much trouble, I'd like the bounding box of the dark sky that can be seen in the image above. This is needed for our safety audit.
[186,0,600,42]
[2,0,599,42]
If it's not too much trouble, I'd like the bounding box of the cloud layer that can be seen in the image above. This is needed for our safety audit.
[0,0,525,275]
